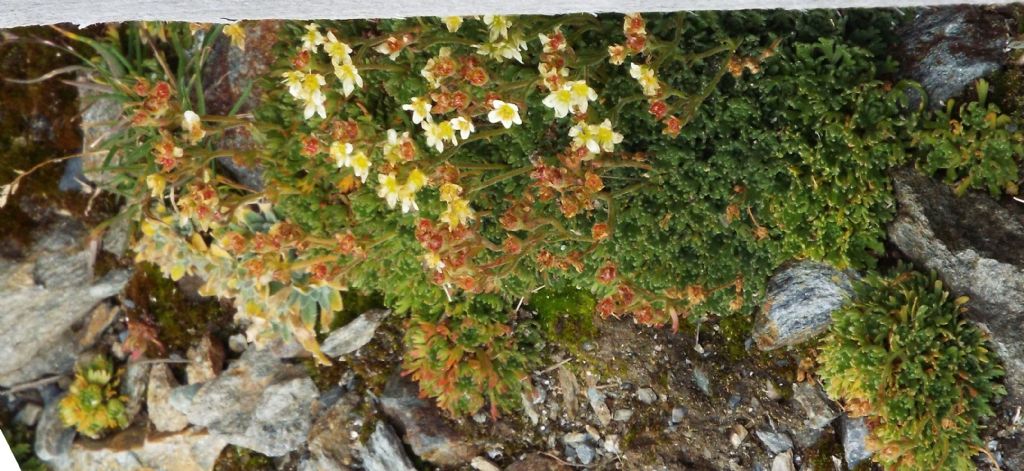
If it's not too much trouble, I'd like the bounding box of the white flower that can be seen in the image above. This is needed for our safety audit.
[443,16,463,33]
[301,23,324,51]
[538,29,565,53]
[303,91,326,120]
[324,32,353,65]
[594,119,623,153]
[402,97,432,125]
[487,100,522,129]
[423,252,445,272]
[334,62,363,96]
[475,36,527,63]
[382,129,412,163]
[281,70,305,98]
[406,168,429,191]
[542,87,573,118]
[483,15,510,40]
[629,63,660,96]
[449,116,475,140]
[350,151,371,182]
[377,173,401,208]
[569,122,600,154]
[567,80,598,114]
[398,184,418,213]
[421,120,456,152]
[181,110,206,144]
[330,141,354,167]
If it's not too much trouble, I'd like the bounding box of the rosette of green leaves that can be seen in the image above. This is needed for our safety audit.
[818,266,1005,471]
[58,355,130,439]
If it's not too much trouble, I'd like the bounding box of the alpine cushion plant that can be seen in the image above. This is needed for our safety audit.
[10,10,1018,417]
[58,356,131,439]
[818,267,1005,471]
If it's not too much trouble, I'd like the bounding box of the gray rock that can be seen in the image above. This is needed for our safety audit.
[470,456,501,471]
[636,387,657,405]
[692,367,711,396]
[586,387,613,427]
[15,403,42,427]
[771,451,796,471]
[378,373,479,466]
[575,444,595,465]
[841,415,872,469]
[228,334,248,353]
[171,348,318,456]
[35,398,76,468]
[0,219,130,386]
[361,422,416,471]
[305,388,362,471]
[670,407,686,424]
[889,168,1024,407]
[62,425,227,471]
[147,363,189,433]
[897,7,1011,109]
[755,429,794,454]
[790,382,838,447]
[120,362,151,421]
[185,335,224,384]
[321,309,389,358]
[753,261,853,350]
[613,408,633,422]
[69,73,122,188]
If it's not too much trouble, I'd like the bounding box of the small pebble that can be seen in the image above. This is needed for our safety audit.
[613,409,633,422]
[730,424,748,448]
[636,388,658,404]
[576,444,595,465]
[671,407,686,424]
[228,334,247,353]
[692,368,711,397]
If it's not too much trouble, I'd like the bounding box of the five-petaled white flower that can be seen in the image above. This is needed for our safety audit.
[569,122,599,154]
[542,87,574,118]
[324,32,353,65]
[377,173,401,209]
[594,119,624,153]
[441,198,475,230]
[330,141,354,168]
[349,151,371,182]
[402,97,433,125]
[443,16,463,33]
[449,117,475,140]
[629,63,661,96]
[334,62,363,97]
[301,23,324,52]
[281,70,305,98]
[421,120,456,152]
[488,100,522,129]
[567,81,598,114]
[483,15,511,40]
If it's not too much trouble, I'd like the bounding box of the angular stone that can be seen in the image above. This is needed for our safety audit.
[586,387,612,427]
[360,422,416,471]
[305,388,362,471]
[120,361,151,421]
[889,168,1024,407]
[897,7,1011,109]
[771,451,796,471]
[185,335,225,385]
[0,218,130,386]
[35,398,76,469]
[63,425,226,471]
[841,415,872,469]
[321,309,389,358]
[378,373,479,467]
[791,382,838,433]
[147,364,189,433]
[171,348,318,456]
[755,429,793,454]
[754,261,854,350]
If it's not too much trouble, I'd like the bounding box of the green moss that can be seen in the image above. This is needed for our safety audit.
[716,312,754,361]
[529,286,597,353]
[213,446,275,471]
[123,262,235,353]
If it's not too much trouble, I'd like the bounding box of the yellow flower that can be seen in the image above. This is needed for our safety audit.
[330,141,354,168]
[181,110,206,144]
[350,151,371,182]
[423,251,445,272]
[439,182,462,202]
[223,23,246,51]
[608,44,626,65]
[449,117,475,140]
[483,15,510,40]
[488,100,522,129]
[377,173,401,209]
[301,23,324,51]
[281,70,304,98]
[542,87,573,118]
[594,119,624,153]
[443,16,463,33]
[301,72,325,99]
[334,62,363,97]
[441,198,475,230]
[567,80,597,114]
[402,97,432,125]
[406,168,429,191]
[629,63,660,97]
[324,31,352,65]
[146,174,166,198]
[476,37,527,63]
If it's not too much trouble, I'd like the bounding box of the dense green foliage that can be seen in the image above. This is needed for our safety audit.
[58,355,131,439]
[819,267,1005,470]
[915,80,1024,197]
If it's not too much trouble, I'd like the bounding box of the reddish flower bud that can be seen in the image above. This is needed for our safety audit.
[648,100,668,120]
[592,223,610,241]
[597,264,617,284]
